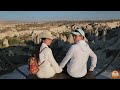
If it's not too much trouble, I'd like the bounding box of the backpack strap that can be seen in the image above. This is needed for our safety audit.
[38,47,47,66]
[39,47,47,53]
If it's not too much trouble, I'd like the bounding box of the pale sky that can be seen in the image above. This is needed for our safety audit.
[0,11,120,22]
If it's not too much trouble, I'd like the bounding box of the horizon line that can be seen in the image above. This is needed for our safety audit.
[0,19,120,23]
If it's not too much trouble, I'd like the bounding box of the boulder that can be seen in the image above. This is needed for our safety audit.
[8,50,14,56]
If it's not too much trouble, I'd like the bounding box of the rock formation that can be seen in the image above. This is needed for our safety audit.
[63,35,67,42]
[2,39,9,47]
[8,50,14,56]
[67,34,74,44]
[102,29,107,42]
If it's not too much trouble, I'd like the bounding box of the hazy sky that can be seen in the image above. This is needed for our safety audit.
[0,11,120,22]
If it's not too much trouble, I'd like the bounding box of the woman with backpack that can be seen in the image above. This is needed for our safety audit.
[36,31,62,79]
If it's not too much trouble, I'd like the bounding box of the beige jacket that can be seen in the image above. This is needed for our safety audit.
[60,40,97,78]
[36,43,62,78]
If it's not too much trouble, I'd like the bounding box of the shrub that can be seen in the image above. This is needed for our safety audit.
[8,38,20,45]
[62,31,70,38]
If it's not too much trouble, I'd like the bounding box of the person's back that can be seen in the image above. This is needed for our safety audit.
[36,31,62,79]
[66,40,97,77]
[60,28,97,78]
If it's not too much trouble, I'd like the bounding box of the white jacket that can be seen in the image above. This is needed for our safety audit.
[36,43,62,78]
[60,40,97,78]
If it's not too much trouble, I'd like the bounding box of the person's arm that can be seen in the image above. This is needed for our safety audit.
[60,46,74,68]
[89,48,97,71]
[48,49,62,73]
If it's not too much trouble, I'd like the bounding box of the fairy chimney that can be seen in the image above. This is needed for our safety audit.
[3,39,9,47]
[67,34,74,44]
[63,35,67,42]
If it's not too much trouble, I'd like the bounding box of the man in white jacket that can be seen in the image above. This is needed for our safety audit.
[60,28,97,78]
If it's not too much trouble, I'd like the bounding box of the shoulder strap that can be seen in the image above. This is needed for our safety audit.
[39,47,47,54]
[38,47,47,66]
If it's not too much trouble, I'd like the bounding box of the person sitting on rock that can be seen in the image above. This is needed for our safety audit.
[36,31,62,79]
[60,28,97,79]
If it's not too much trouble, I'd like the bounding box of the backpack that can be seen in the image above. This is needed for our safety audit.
[28,47,47,75]
[28,56,39,75]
